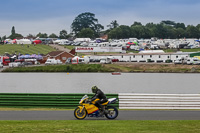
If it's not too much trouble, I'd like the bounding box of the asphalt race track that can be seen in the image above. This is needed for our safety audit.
[0,110,200,120]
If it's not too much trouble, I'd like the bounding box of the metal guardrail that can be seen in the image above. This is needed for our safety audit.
[0,93,118,109]
[119,93,200,109]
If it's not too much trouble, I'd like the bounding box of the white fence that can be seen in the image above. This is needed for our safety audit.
[119,93,200,109]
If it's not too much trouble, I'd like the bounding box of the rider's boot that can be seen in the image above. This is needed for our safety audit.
[99,107,109,115]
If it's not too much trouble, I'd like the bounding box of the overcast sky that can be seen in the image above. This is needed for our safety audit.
[0,0,200,37]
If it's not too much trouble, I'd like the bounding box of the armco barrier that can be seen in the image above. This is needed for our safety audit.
[119,93,200,109]
[0,93,118,109]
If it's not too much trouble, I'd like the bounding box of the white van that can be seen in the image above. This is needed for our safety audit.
[71,56,89,64]
[100,57,112,64]
[0,62,3,68]
[9,62,23,67]
[45,59,62,65]
[174,59,182,64]
[187,58,200,65]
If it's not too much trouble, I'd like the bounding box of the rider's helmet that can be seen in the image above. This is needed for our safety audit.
[91,86,98,93]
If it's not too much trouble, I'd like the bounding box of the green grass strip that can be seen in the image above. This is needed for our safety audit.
[2,64,113,72]
[0,44,55,55]
[0,120,200,133]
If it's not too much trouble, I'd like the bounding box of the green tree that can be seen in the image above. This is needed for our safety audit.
[175,23,186,29]
[9,26,23,39]
[161,20,176,26]
[36,32,48,38]
[131,21,142,27]
[95,24,104,37]
[176,28,185,38]
[49,33,58,38]
[11,26,16,35]
[108,25,131,39]
[2,35,6,41]
[106,20,200,39]
[186,25,200,38]
[59,30,68,39]
[107,20,119,29]
[131,25,146,39]
[26,34,36,38]
[9,33,23,40]
[145,23,157,37]
[71,12,104,37]
[196,24,200,30]
[77,28,95,38]
[155,23,168,38]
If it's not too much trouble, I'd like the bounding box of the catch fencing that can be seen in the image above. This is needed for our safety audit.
[119,93,200,109]
[0,93,118,109]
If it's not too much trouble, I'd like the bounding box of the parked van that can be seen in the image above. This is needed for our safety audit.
[174,58,182,64]
[9,62,24,67]
[187,58,200,65]
[0,56,10,65]
[45,59,62,65]
[100,57,112,64]
[71,56,89,64]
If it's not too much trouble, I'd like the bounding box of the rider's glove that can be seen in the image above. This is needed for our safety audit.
[88,99,92,104]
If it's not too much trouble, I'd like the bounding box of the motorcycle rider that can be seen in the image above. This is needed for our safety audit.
[90,86,108,114]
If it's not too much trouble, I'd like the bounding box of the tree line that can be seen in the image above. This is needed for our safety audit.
[1,12,200,41]
[0,27,70,41]
[108,21,200,39]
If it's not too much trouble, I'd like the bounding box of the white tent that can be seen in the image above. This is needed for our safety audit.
[74,38,91,42]
[16,39,32,44]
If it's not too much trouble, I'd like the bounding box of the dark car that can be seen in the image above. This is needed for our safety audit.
[22,62,33,66]
[184,46,191,49]
[112,59,119,62]
[89,59,94,62]
[65,58,72,64]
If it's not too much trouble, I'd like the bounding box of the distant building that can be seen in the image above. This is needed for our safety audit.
[100,34,108,40]
[88,52,197,63]
[44,51,75,63]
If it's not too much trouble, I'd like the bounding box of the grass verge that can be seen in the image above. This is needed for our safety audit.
[3,63,200,73]
[0,120,200,133]
[2,64,112,72]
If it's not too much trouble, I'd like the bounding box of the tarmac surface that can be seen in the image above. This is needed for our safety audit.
[1,110,200,120]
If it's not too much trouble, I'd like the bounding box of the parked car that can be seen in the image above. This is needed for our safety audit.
[89,59,95,62]
[22,62,33,66]
[45,59,62,65]
[112,59,119,62]
[94,59,100,62]
[184,46,192,49]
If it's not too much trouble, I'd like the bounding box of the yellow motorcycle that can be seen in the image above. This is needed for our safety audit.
[74,95,118,120]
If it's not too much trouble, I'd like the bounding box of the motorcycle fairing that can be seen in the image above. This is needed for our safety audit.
[83,103,99,114]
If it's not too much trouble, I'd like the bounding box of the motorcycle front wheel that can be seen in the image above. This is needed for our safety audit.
[105,106,118,119]
[74,107,87,120]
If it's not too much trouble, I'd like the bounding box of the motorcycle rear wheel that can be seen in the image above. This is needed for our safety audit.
[74,107,87,120]
[105,106,118,119]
